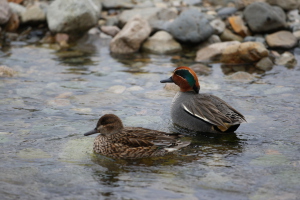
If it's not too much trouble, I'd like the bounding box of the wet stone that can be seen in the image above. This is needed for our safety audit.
[275,51,297,68]
[255,57,274,71]
[266,31,298,49]
[225,71,255,82]
[219,28,243,42]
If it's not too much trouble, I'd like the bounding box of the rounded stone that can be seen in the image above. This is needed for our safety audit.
[266,31,297,49]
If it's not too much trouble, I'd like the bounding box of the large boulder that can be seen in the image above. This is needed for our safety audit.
[243,2,286,33]
[47,0,101,33]
[166,8,214,43]
[142,31,181,54]
[0,0,11,25]
[110,16,151,54]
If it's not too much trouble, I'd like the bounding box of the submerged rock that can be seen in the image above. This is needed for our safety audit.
[142,31,182,54]
[110,16,151,54]
[47,0,101,33]
[0,65,17,77]
[225,71,255,81]
[243,2,286,33]
[266,31,297,49]
[166,8,214,43]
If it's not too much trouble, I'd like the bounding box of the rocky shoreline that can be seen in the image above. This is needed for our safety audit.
[0,0,299,77]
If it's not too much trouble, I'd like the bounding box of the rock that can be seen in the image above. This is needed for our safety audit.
[47,0,101,34]
[9,2,25,17]
[228,15,251,37]
[0,65,17,77]
[243,2,286,33]
[107,85,126,94]
[55,33,69,48]
[255,57,274,71]
[209,18,225,34]
[221,42,269,64]
[8,0,23,3]
[118,7,177,28]
[195,41,240,62]
[100,26,120,37]
[243,35,266,44]
[275,51,297,68]
[21,3,46,23]
[225,71,255,81]
[293,30,300,40]
[110,16,151,54]
[217,7,237,18]
[5,12,19,32]
[183,0,202,6]
[266,0,299,10]
[219,28,243,42]
[142,31,182,54]
[0,0,11,25]
[266,31,297,49]
[287,9,300,22]
[166,8,214,43]
[189,63,212,75]
[101,0,134,9]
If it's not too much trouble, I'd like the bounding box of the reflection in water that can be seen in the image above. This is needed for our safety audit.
[221,63,264,75]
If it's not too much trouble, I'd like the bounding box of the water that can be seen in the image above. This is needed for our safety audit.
[1,35,300,200]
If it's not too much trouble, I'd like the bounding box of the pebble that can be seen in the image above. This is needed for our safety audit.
[209,18,225,34]
[228,15,251,37]
[107,85,126,94]
[275,51,297,68]
[219,28,243,42]
[100,26,120,37]
[255,57,274,71]
[225,71,255,81]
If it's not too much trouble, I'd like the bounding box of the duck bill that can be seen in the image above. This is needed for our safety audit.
[160,77,173,83]
[84,128,98,136]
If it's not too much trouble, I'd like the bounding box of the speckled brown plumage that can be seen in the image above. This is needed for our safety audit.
[84,114,190,159]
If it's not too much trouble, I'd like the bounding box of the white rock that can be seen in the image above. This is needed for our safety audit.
[9,2,26,17]
[21,3,46,23]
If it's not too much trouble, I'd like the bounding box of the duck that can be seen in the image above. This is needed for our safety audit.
[160,66,246,133]
[84,114,190,159]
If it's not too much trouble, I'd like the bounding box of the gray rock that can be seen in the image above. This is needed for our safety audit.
[183,0,202,6]
[21,3,46,23]
[142,31,182,54]
[118,7,178,29]
[293,30,300,40]
[0,0,11,25]
[9,2,26,17]
[287,9,300,22]
[166,8,214,43]
[266,31,297,49]
[47,0,101,33]
[195,41,240,62]
[110,16,151,54]
[243,2,286,33]
[243,36,266,45]
[266,0,299,10]
[255,57,274,71]
[217,7,237,18]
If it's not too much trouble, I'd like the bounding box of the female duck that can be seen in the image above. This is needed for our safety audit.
[84,114,190,159]
[160,66,246,133]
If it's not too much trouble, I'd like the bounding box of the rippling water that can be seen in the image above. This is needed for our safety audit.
[1,35,300,200]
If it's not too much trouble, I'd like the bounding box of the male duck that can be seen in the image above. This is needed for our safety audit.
[160,66,246,133]
[84,114,190,159]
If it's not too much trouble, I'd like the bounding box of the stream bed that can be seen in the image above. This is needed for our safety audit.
[1,35,300,200]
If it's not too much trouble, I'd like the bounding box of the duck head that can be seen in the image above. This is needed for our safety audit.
[160,66,200,93]
[84,114,124,136]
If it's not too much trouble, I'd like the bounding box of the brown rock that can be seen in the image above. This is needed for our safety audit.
[195,41,240,62]
[110,16,151,54]
[228,16,251,37]
[266,31,297,49]
[238,42,269,62]
[220,43,244,64]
